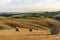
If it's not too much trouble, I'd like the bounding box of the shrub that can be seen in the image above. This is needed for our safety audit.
[55,17,60,21]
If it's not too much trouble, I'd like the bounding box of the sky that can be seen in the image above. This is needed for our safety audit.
[0,0,60,12]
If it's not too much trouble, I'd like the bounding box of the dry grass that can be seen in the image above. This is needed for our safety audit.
[0,16,60,40]
[0,16,60,30]
[0,28,60,40]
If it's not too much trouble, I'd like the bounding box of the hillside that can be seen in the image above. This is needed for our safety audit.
[0,16,60,40]
[0,16,60,30]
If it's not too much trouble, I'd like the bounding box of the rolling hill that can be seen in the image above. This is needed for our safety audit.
[0,16,60,30]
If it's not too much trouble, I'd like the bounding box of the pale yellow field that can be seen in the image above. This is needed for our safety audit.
[0,17,60,40]
[0,28,60,40]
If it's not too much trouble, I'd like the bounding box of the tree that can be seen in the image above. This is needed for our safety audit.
[47,22,59,35]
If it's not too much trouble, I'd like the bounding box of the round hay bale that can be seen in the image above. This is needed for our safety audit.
[29,28,32,32]
[15,26,19,32]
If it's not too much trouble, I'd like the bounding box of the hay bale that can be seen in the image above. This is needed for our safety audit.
[15,26,19,32]
[29,28,32,32]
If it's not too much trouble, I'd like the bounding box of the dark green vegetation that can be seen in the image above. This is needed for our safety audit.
[47,22,59,35]
[4,11,59,21]
[0,11,60,17]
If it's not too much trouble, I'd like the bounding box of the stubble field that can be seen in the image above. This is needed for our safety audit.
[0,17,60,40]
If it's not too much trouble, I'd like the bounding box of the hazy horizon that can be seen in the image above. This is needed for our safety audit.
[0,0,60,12]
